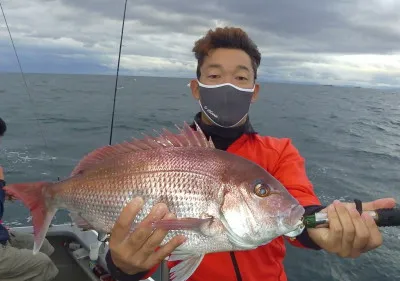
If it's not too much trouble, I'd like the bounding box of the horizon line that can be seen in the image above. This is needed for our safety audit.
[1,70,398,91]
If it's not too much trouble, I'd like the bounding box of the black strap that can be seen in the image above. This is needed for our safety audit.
[229,251,243,281]
[354,199,363,215]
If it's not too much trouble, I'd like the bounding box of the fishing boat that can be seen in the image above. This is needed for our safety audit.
[2,1,400,281]
[9,223,167,281]
[0,0,169,279]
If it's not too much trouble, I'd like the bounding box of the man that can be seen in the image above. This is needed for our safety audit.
[105,27,396,281]
[0,118,6,146]
[0,117,59,281]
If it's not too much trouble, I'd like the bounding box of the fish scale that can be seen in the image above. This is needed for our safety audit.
[54,149,222,240]
[4,122,304,281]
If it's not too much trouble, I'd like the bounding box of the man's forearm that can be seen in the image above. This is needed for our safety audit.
[105,250,151,281]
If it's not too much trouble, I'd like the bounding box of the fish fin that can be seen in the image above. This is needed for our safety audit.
[70,122,214,176]
[169,250,204,281]
[4,182,56,254]
[193,121,215,148]
[152,217,213,231]
[69,212,93,231]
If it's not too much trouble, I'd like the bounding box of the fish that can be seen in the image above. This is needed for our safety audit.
[4,122,305,281]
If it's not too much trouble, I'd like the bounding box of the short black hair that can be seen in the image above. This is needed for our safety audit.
[192,27,261,80]
[0,118,7,136]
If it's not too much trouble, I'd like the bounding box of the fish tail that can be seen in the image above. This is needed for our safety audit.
[4,181,56,254]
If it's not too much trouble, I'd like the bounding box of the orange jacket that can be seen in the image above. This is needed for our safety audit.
[138,133,322,281]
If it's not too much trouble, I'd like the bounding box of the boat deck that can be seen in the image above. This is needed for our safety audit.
[10,224,160,281]
[48,236,90,281]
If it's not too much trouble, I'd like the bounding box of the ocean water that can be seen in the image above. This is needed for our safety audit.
[0,72,399,281]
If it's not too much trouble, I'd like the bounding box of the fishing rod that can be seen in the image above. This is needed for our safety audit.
[108,0,128,145]
[304,209,400,228]
[93,0,128,245]
[0,1,58,180]
[285,200,400,238]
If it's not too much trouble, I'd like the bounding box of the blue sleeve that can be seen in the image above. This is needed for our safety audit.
[0,180,6,220]
[105,250,150,281]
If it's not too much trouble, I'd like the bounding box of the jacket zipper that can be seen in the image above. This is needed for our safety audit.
[229,251,243,281]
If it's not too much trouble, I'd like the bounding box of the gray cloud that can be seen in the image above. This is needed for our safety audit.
[56,0,400,54]
[1,0,400,87]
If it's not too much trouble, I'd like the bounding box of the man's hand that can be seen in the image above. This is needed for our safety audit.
[109,197,186,275]
[0,166,4,181]
[308,198,396,258]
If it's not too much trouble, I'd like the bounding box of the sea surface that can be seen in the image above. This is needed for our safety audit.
[0,72,399,281]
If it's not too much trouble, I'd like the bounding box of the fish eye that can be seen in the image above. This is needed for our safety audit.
[254,182,271,198]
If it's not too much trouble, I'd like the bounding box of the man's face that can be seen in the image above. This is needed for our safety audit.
[203,48,254,85]
[191,48,259,100]
[190,48,260,125]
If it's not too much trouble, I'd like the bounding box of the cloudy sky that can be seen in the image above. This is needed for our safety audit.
[1,0,400,88]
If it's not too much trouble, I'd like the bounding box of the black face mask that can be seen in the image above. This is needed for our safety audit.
[197,80,255,128]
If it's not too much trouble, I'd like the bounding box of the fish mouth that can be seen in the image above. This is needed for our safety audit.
[280,205,305,228]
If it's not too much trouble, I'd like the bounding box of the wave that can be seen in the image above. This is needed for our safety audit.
[333,127,364,138]
[37,116,90,124]
[0,149,57,177]
[366,105,384,113]
[338,146,399,163]
[70,125,108,132]
[1,149,56,163]
[389,119,400,127]
[352,119,400,137]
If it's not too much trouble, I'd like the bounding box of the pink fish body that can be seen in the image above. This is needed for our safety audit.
[5,122,304,281]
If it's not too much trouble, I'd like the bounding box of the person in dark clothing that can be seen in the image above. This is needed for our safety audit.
[0,117,8,239]
[104,28,396,281]
[0,118,6,137]
[0,117,59,281]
